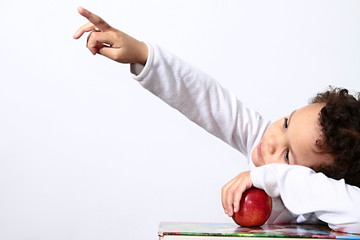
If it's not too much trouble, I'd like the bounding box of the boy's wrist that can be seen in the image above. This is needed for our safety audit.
[136,41,148,65]
[131,42,153,80]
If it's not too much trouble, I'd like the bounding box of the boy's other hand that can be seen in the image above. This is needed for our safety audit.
[73,7,148,65]
[221,171,253,217]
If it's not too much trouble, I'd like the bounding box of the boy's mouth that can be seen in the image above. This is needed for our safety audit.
[257,141,263,161]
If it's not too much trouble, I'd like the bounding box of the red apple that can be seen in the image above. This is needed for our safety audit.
[232,187,272,227]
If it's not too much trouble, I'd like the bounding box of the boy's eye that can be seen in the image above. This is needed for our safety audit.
[283,117,289,129]
[284,149,290,164]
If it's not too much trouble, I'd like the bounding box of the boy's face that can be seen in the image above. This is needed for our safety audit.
[252,103,333,168]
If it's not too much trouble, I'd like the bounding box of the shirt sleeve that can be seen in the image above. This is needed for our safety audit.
[130,43,269,157]
[250,164,360,234]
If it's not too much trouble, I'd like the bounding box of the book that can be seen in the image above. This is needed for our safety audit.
[158,222,360,240]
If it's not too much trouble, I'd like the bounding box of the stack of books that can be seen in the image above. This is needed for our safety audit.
[158,222,360,240]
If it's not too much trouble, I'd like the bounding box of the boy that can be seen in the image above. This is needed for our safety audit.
[73,7,360,233]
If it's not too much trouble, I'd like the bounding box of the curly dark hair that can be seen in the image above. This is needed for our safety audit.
[310,87,360,187]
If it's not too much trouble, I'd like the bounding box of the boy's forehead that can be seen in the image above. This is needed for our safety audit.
[292,103,325,125]
[290,103,330,167]
[292,104,325,141]
[296,103,324,114]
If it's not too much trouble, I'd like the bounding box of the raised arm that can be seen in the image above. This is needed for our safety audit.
[73,7,148,64]
[74,8,270,156]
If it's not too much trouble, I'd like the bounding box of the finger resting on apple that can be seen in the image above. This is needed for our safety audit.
[232,187,272,227]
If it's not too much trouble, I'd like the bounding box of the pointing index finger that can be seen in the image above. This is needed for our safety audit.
[77,7,112,32]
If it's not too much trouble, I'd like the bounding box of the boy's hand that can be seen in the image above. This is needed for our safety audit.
[221,171,253,217]
[73,7,148,65]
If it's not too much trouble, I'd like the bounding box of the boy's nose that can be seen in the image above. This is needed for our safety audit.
[267,138,277,155]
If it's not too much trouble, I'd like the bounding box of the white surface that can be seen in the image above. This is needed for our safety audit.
[0,0,359,239]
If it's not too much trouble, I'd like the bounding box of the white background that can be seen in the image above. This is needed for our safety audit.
[0,0,359,239]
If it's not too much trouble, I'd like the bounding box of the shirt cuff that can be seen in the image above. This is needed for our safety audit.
[250,164,281,197]
[130,42,154,81]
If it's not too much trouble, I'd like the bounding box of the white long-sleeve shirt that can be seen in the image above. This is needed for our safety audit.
[130,43,360,234]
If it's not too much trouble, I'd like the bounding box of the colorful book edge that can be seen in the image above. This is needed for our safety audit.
[158,222,360,239]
